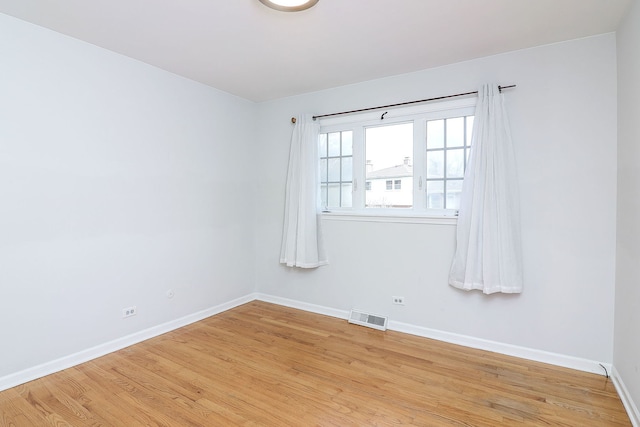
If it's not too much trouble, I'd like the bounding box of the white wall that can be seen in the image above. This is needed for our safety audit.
[615,0,640,420]
[255,34,618,365]
[0,14,256,378]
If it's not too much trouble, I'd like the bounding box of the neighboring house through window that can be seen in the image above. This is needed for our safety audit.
[369,157,412,208]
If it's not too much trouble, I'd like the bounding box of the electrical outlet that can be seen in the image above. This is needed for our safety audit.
[392,296,405,305]
[122,306,137,318]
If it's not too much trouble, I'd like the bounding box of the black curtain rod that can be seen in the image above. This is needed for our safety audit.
[295,84,515,123]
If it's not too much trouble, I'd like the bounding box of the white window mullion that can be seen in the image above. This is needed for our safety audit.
[351,126,365,209]
[413,118,427,212]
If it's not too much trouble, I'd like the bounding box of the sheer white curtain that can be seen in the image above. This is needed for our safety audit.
[280,114,328,268]
[449,84,523,294]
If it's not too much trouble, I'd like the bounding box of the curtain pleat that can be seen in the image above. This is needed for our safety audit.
[449,84,523,294]
[280,114,328,268]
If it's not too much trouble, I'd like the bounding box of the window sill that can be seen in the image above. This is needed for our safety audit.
[320,211,458,225]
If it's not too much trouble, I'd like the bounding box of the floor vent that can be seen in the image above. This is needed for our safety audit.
[348,309,388,331]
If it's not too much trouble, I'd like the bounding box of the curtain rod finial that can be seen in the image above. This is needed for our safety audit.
[291,117,297,124]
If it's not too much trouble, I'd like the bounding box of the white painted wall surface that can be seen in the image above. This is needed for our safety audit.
[615,0,640,420]
[255,34,618,364]
[0,14,256,378]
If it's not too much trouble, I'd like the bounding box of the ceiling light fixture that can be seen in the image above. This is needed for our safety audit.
[258,0,319,12]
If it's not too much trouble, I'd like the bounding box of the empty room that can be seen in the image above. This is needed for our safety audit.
[0,0,639,425]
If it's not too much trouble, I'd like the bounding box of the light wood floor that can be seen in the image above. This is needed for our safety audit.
[0,301,631,426]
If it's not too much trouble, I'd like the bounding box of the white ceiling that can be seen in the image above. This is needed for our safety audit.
[0,0,631,102]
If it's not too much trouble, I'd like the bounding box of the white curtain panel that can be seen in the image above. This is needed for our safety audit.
[449,84,523,294]
[280,114,328,268]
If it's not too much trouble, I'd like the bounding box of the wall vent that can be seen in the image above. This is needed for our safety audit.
[348,309,388,331]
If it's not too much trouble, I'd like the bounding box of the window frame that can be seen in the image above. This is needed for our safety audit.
[425,115,475,211]
[318,130,353,209]
[318,97,476,220]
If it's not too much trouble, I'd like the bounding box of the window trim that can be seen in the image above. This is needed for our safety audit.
[319,97,477,219]
[321,210,458,225]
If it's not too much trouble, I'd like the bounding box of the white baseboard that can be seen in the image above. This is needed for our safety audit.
[256,293,350,320]
[389,319,610,375]
[256,293,610,375]
[0,293,256,393]
[612,366,640,427]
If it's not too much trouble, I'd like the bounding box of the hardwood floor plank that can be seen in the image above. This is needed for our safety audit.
[0,301,631,426]
[0,390,48,427]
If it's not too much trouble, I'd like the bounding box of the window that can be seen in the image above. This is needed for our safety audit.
[365,123,413,207]
[318,98,476,216]
[426,116,474,210]
[319,131,353,208]
[384,179,402,191]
